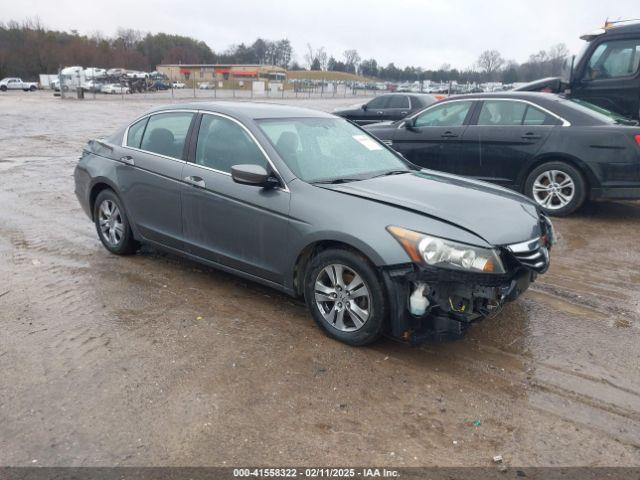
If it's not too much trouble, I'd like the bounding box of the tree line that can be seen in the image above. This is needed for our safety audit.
[0,19,569,84]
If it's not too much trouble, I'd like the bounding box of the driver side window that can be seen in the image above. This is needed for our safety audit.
[366,96,389,109]
[195,114,268,173]
[415,101,473,127]
[586,40,640,79]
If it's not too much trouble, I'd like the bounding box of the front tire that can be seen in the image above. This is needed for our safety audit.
[304,248,387,346]
[524,161,586,216]
[93,190,137,255]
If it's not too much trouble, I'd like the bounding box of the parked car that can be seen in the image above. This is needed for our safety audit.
[84,68,107,79]
[198,82,214,89]
[101,83,130,94]
[81,80,105,93]
[74,102,554,346]
[333,93,438,125]
[516,20,640,120]
[0,77,38,91]
[365,92,640,215]
[172,82,186,89]
[149,81,170,91]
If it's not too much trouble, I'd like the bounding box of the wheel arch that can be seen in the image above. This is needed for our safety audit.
[88,178,123,221]
[517,153,598,192]
[291,237,384,297]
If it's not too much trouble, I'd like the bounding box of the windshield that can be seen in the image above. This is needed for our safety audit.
[257,117,410,183]
[566,98,637,125]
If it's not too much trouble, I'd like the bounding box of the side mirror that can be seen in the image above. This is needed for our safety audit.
[231,164,279,188]
[362,104,368,111]
[404,117,416,129]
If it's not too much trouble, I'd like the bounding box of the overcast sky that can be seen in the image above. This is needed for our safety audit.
[3,1,640,69]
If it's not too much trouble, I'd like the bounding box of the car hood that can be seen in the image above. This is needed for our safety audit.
[320,170,542,246]
[364,121,395,129]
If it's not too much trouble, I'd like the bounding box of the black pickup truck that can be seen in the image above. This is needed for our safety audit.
[516,22,640,121]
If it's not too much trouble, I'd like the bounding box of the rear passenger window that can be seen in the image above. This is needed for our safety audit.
[523,105,558,125]
[388,95,410,109]
[140,112,194,159]
[477,101,527,126]
[195,114,268,173]
[126,117,148,148]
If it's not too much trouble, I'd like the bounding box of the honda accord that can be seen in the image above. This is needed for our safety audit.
[74,102,554,346]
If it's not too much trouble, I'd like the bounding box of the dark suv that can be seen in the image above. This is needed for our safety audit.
[517,21,640,120]
[333,93,438,125]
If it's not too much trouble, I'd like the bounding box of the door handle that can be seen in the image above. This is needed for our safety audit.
[441,131,458,138]
[377,111,384,115]
[521,133,541,140]
[120,155,135,166]
[400,111,408,115]
[184,175,206,188]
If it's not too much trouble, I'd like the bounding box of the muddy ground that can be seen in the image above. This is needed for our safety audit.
[1,91,639,467]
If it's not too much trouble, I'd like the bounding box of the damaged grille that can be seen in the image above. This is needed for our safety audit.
[506,237,549,273]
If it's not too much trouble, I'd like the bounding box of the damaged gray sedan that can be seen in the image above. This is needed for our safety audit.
[74,102,554,346]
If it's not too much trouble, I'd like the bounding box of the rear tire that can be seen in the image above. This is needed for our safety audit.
[93,190,137,255]
[304,248,387,346]
[524,161,586,216]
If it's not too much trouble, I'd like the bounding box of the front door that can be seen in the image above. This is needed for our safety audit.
[358,95,390,124]
[181,113,290,284]
[391,100,474,173]
[573,37,640,119]
[115,110,195,249]
[461,100,555,187]
[383,95,411,122]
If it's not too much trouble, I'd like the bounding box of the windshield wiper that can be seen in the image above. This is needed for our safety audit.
[615,118,639,126]
[312,177,362,185]
[370,170,412,179]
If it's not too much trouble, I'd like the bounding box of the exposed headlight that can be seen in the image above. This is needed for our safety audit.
[541,215,556,247]
[386,226,506,274]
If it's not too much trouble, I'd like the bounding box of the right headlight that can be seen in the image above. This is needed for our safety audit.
[387,226,506,274]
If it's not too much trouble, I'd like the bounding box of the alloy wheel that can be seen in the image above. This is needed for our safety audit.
[314,263,371,332]
[532,169,575,210]
[98,199,124,247]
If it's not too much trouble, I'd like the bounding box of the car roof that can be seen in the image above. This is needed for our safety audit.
[603,22,640,36]
[442,91,558,102]
[148,101,335,121]
[437,91,615,126]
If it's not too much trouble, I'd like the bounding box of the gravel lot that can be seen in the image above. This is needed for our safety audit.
[1,90,639,467]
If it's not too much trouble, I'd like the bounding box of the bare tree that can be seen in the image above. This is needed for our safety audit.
[343,49,361,74]
[304,43,315,69]
[476,50,505,78]
[316,47,328,71]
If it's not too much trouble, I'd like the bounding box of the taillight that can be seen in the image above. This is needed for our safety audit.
[634,134,640,146]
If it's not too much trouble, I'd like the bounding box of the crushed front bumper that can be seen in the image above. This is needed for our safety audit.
[381,263,536,345]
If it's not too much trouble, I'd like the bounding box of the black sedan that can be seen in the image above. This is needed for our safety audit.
[365,92,640,215]
[334,93,438,125]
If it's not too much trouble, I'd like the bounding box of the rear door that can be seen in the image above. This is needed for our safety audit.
[461,99,558,186]
[391,100,474,173]
[115,110,195,249]
[180,112,290,284]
